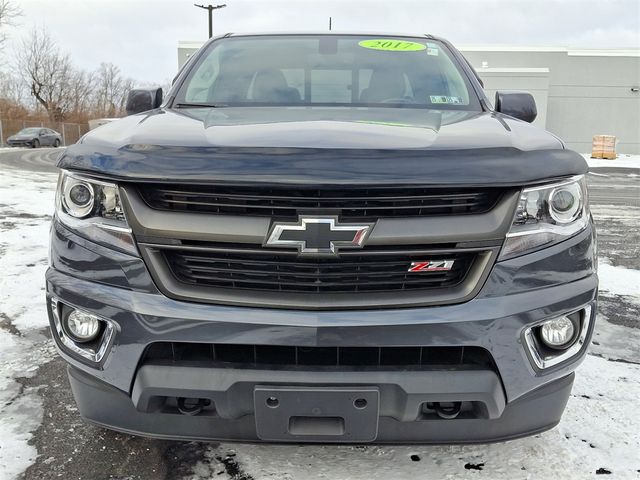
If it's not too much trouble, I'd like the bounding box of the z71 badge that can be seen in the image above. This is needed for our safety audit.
[408,260,455,273]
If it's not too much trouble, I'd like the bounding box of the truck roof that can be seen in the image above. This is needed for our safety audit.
[212,31,440,41]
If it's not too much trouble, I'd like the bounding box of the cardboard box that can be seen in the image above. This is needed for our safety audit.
[591,135,617,159]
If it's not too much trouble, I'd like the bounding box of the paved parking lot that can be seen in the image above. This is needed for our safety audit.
[0,148,638,480]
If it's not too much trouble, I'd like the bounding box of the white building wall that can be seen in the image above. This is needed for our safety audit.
[475,68,550,128]
[461,47,640,154]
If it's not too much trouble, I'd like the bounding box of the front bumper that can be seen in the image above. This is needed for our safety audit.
[47,220,597,443]
[69,364,574,444]
[7,139,32,147]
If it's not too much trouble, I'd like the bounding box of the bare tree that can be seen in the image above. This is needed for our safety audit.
[0,0,21,47]
[93,62,135,117]
[8,26,145,123]
[17,27,74,121]
[0,70,23,103]
[68,69,94,117]
[0,69,29,119]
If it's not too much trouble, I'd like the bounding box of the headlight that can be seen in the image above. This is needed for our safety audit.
[62,178,95,218]
[501,175,589,259]
[55,171,137,255]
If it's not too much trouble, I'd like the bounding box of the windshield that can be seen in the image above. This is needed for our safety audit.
[18,128,41,135]
[174,35,481,110]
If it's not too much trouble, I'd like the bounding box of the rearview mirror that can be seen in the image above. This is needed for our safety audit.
[126,88,163,115]
[495,91,537,123]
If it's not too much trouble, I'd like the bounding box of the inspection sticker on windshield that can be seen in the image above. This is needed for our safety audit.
[430,95,463,104]
[426,42,439,56]
[359,39,426,51]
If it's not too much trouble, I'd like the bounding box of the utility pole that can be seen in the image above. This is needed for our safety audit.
[194,3,227,38]
[329,17,332,31]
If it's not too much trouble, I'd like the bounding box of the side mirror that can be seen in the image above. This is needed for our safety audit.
[495,91,537,123]
[126,88,163,115]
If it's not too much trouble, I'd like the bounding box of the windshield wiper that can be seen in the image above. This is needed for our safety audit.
[173,102,228,108]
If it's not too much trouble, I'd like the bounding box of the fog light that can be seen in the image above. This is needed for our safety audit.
[64,310,101,343]
[539,316,576,349]
[524,305,593,370]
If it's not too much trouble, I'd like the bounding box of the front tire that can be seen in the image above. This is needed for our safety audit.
[32,139,40,149]
[53,139,61,147]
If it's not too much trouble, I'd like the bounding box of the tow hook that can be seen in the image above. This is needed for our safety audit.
[433,401,462,419]
[177,397,208,416]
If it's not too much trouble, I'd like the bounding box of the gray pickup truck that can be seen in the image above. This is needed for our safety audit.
[47,33,597,443]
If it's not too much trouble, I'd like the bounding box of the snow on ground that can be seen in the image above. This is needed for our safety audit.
[186,353,640,480]
[598,260,640,300]
[585,153,640,170]
[0,148,27,153]
[0,170,58,479]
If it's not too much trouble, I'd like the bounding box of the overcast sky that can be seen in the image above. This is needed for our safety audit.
[3,0,640,84]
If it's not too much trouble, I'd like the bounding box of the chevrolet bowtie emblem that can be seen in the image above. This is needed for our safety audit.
[265,217,374,255]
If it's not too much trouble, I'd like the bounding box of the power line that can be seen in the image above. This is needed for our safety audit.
[194,3,227,38]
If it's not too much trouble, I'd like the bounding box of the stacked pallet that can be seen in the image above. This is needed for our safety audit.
[591,135,617,159]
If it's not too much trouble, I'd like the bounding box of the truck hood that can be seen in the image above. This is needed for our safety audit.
[59,107,587,186]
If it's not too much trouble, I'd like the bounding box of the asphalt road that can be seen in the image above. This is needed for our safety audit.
[0,147,62,174]
[1,147,638,480]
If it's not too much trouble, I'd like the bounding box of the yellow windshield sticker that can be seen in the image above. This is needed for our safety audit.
[358,39,426,52]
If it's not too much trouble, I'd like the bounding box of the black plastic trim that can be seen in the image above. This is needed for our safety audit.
[67,365,574,444]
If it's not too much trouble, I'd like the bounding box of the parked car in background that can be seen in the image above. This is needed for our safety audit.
[7,127,62,148]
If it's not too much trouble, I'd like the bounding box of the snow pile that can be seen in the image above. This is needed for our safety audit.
[598,260,640,300]
[585,153,640,170]
[0,170,58,479]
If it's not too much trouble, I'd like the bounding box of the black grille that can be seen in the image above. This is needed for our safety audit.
[143,342,495,370]
[163,246,476,294]
[137,184,502,220]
